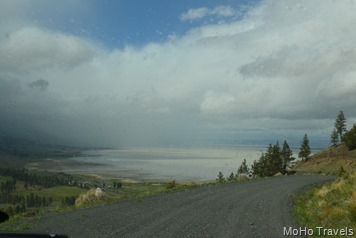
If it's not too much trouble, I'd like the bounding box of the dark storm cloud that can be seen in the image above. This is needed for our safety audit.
[1,0,356,147]
[0,78,21,97]
[28,79,49,91]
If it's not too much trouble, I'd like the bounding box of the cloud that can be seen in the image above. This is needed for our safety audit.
[28,79,49,91]
[180,5,236,22]
[1,0,356,146]
[211,5,236,17]
[0,27,95,73]
[180,7,209,21]
[200,91,236,114]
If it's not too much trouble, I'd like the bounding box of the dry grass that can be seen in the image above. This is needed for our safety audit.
[296,144,356,174]
[75,188,104,207]
[294,172,356,237]
[315,186,330,198]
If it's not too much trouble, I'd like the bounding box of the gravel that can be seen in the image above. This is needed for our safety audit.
[26,175,333,238]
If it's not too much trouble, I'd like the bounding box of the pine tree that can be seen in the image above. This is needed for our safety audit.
[343,124,356,150]
[334,111,347,141]
[264,144,274,176]
[330,128,339,146]
[252,159,262,177]
[237,159,248,174]
[251,142,283,177]
[228,172,235,182]
[271,142,282,175]
[216,172,225,183]
[260,142,282,176]
[298,134,311,161]
[281,141,293,174]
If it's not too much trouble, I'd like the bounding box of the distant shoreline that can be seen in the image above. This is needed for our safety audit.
[42,147,263,182]
[24,145,325,182]
[25,155,198,182]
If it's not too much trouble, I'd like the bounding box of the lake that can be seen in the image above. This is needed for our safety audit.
[70,146,265,182]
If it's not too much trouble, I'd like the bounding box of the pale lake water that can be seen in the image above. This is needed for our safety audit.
[70,146,265,182]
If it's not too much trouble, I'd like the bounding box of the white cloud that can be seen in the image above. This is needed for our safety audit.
[180,7,209,21]
[200,91,235,114]
[1,0,356,146]
[0,27,96,73]
[180,5,236,22]
[211,5,236,17]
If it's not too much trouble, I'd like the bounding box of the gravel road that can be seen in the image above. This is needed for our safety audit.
[26,175,333,238]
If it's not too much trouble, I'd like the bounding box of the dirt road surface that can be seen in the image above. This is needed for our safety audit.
[26,175,333,238]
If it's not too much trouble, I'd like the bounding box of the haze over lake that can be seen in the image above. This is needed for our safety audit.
[70,146,265,181]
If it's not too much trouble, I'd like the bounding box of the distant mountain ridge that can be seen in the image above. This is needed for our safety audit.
[0,136,83,167]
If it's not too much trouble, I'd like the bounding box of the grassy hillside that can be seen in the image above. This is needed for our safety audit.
[293,172,356,237]
[293,144,356,236]
[295,144,356,174]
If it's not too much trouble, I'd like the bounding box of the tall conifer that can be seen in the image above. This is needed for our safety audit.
[298,134,311,161]
[334,111,347,141]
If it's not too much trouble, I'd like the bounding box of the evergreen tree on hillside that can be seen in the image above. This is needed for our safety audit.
[252,155,264,177]
[298,134,311,161]
[343,124,356,150]
[259,153,270,176]
[228,172,235,182]
[237,159,248,174]
[271,142,282,174]
[281,141,294,174]
[251,159,259,176]
[330,128,339,146]
[264,144,275,176]
[252,142,283,177]
[334,111,347,141]
[216,172,225,183]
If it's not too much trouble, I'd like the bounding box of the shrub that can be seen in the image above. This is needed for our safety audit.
[337,166,347,178]
[62,196,76,206]
[75,188,104,207]
[166,180,176,189]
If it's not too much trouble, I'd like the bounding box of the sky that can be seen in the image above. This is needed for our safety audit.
[0,0,356,148]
